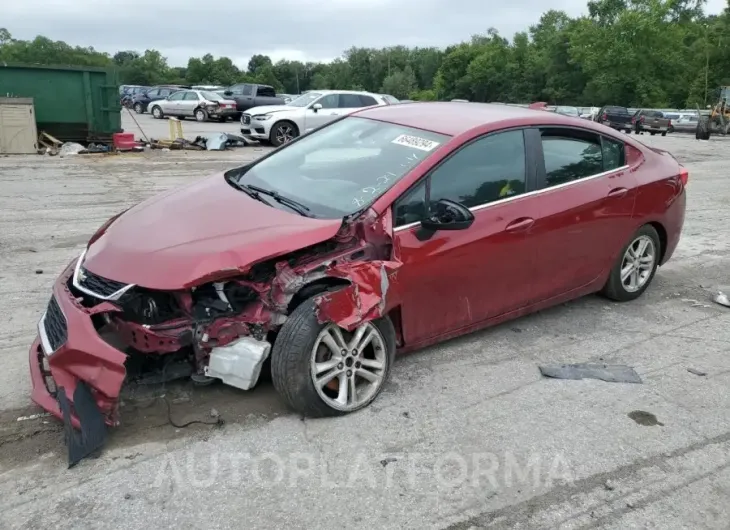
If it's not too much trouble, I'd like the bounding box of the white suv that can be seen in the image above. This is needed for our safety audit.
[240,90,389,146]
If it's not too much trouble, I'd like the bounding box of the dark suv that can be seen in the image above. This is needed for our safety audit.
[132,85,188,114]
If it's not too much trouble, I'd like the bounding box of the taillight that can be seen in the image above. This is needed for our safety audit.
[602,113,607,121]
[679,166,689,186]
[668,119,672,127]
[631,117,636,124]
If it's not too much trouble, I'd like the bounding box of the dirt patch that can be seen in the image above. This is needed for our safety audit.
[0,377,289,470]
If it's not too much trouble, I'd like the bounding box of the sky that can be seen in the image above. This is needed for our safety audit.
[3,0,728,68]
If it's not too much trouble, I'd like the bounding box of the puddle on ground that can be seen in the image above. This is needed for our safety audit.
[628,410,664,427]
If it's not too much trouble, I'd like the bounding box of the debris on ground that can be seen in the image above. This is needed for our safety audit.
[193,132,249,150]
[712,290,730,308]
[59,142,86,157]
[538,362,643,384]
[37,131,62,155]
[604,479,616,491]
[687,367,707,376]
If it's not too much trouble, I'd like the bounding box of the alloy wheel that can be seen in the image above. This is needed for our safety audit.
[620,235,656,292]
[310,322,388,412]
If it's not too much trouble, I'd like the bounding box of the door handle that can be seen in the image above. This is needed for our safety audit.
[505,217,535,232]
[607,187,628,198]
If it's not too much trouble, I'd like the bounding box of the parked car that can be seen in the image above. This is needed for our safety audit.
[669,113,699,133]
[149,89,238,122]
[120,86,149,108]
[631,109,671,136]
[240,90,389,146]
[554,106,580,118]
[594,106,633,133]
[222,83,285,115]
[277,93,295,103]
[30,102,687,458]
[132,86,182,114]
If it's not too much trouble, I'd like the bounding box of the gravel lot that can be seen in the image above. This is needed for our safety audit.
[1,113,729,529]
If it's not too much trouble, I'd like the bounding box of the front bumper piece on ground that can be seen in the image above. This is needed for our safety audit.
[29,258,127,467]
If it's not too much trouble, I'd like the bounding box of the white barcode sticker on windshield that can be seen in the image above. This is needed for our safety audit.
[391,134,440,152]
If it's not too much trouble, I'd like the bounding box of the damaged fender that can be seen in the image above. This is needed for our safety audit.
[314,260,402,331]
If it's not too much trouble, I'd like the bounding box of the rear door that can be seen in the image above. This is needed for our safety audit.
[336,93,373,116]
[180,91,200,116]
[393,129,543,344]
[528,127,637,302]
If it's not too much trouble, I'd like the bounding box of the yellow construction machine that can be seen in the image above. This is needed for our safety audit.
[696,86,730,140]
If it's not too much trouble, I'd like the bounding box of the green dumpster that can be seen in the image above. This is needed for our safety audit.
[0,63,121,144]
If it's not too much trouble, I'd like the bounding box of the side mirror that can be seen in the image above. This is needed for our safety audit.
[312,103,322,112]
[224,90,233,96]
[417,199,474,240]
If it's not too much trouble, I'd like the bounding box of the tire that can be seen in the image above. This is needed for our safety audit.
[696,117,711,140]
[151,106,163,119]
[134,103,144,114]
[271,296,396,417]
[269,121,299,147]
[661,131,667,136]
[195,108,208,122]
[601,224,661,302]
[650,132,656,136]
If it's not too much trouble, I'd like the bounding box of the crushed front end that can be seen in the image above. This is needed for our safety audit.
[30,209,401,466]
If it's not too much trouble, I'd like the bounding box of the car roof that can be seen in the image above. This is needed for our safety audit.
[353,101,598,136]
[311,89,379,96]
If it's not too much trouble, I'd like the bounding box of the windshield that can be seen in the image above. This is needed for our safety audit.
[556,106,579,116]
[201,91,224,101]
[232,116,450,218]
[288,92,322,107]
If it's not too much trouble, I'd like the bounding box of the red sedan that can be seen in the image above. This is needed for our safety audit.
[30,102,686,463]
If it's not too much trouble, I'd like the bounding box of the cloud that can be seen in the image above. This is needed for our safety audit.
[3,0,728,67]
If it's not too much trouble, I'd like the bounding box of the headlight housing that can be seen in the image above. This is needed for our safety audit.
[253,114,272,121]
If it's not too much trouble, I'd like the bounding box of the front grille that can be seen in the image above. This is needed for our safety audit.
[242,114,251,125]
[78,268,127,298]
[43,296,68,352]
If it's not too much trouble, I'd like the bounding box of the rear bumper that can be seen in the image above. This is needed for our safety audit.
[29,258,127,428]
[660,187,686,265]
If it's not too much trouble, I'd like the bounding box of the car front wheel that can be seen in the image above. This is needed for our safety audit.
[270,121,299,147]
[271,296,396,417]
[601,225,661,302]
[151,106,163,119]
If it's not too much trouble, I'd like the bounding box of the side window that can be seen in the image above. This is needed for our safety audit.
[159,89,170,97]
[183,92,199,100]
[359,95,378,107]
[257,86,276,97]
[540,128,603,187]
[230,84,244,95]
[168,91,185,101]
[394,182,427,227]
[338,94,365,108]
[317,94,339,109]
[602,137,626,170]
[241,84,254,96]
[146,89,159,98]
[429,130,527,209]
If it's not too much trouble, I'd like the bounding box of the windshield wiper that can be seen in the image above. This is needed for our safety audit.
[246,185,313,217]
[225,175,273,205]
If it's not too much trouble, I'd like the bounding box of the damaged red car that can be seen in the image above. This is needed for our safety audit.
[30,102,686,463]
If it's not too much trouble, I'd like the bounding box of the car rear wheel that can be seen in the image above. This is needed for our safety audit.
[271,296,396,417]
[151,106,163,119]
[195,108,208,122]
[134,103,144,114]
[270,121,299,147]
[601,225,661,302]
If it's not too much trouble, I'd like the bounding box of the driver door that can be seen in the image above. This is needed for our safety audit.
[305,94,340,132]
[392,129,542,344]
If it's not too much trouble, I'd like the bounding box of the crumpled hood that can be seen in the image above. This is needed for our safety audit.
[83,173,343,290]
[245,105,295,116]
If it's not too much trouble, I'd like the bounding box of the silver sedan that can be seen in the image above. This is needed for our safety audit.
[149,90,238,122]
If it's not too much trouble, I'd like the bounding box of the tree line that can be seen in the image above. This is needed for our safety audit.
[1,0,729,108]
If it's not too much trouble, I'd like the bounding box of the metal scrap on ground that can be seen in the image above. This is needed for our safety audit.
[538,362,643,384]
[712,290,730,308]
